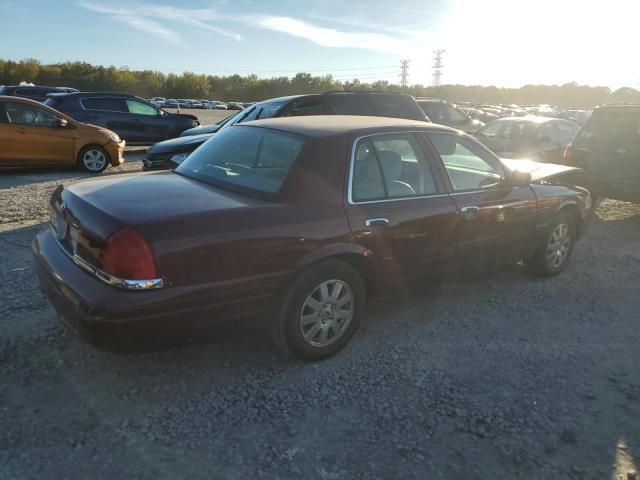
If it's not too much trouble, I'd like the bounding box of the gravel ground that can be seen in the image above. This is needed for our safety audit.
[1,158,640,479]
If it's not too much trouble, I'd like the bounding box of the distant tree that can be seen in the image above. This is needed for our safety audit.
[0,57,631,108]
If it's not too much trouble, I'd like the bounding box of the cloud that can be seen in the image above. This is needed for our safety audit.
[79,2,242,44]
[253,16,414,55]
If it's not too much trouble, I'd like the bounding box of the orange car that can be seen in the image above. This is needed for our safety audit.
[0,95,125,172]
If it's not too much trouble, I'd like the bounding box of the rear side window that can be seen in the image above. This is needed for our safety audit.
[351,133,437,202]
[478,121,534,140]
[14,88,44,98]
[81,97,128,112]
[579,110,640,150]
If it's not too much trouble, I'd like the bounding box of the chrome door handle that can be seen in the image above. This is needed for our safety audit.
[460,206,480,220]
[364,217,389,227]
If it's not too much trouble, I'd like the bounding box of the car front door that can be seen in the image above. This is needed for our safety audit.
[3,101,75,165]
[344,132,459,289]
[422,131,538,268]
[124,99,172,143]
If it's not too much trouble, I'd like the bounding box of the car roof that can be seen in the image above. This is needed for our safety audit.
[45,92,139,99]
[596,104,640,112]
[241,115,451,138]
[0,95,46,105]
[489,115,560,124]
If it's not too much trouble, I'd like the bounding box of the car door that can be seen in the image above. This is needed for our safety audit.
[124,99,172,143]
[3,101,75,165]
[422,131,537,268]
[80,97,130,139]
[344,132,459,289]
[533,122,562,163]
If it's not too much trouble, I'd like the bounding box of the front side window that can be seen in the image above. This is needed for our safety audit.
[4,102,58,127]
[351,133,437,202]
[537,122,558,141]
[81,97,128,112]
[176,126,306,195]
[287,99,326,116]
[419,103,447,123]
[329,96,374,116]
[477,121,535,140]
[126,100,158,116]
[426,132,504,191]
[556,121,577,140]
[447,105,469,124]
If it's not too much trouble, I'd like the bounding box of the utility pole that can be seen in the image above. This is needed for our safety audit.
[399,60,410,89]
[432,49,445,87]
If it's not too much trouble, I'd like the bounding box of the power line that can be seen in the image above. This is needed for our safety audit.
[399,60,410,89]
[432,49,445,87]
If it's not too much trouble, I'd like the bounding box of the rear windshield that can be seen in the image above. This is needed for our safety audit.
[176,125,306,196]
[367,95,427,121]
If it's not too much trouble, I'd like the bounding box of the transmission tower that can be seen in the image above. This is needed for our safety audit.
[432,49,445,87]
[399,60,410,89]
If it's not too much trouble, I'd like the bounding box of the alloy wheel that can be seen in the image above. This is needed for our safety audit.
[546,223,571,269]
[299,279,354,348]
[83,149,107,172]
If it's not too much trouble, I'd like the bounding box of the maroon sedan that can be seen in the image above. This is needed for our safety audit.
[33,116,591,360]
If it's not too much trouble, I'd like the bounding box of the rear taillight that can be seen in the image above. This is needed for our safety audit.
[563,143,574,166]
[99,227,158,280]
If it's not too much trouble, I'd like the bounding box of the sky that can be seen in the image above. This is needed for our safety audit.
[0,0,637,88]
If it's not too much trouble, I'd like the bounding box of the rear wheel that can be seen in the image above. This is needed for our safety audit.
[526,212,576,276]
[78,146,110,173]
[273,260,365,361]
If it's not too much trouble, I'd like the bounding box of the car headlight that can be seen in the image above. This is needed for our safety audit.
[170,152,189,164]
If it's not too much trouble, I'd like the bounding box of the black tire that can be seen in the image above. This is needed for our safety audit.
[526,211,576,277]
[77,145,110,173]
[273,260,366,361]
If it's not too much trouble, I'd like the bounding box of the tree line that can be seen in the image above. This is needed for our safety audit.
[2,58,639,108]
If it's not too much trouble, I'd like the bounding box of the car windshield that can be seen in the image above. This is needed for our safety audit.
[176,125,306,196]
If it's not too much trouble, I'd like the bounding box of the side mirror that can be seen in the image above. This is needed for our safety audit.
[510,170,532,188]
[56,118,68,128]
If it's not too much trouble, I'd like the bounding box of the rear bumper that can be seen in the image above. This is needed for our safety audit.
[33,227,272,343]
[105,140,125,166]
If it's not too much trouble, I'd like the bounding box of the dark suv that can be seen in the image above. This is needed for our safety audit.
[0,85,79,102]
[416,98,485,133]
[144,92,428,169]
[564,104,640,202]
[44,92,199,144]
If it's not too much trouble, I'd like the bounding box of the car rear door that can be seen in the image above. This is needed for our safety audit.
[344,131,459,289]
[3,101,75,165]
[80,97,130,139]
[422,131,538,268]
[124,98,172,143]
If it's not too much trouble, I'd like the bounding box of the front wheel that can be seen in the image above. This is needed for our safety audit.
[78,146,110,173]
[273,260,365,361]
[526,212,576,276]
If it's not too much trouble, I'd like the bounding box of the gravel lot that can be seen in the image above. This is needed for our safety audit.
[1,152,640,479]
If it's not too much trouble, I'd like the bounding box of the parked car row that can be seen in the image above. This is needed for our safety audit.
[7,83,638,361]
[149,97,251,110]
